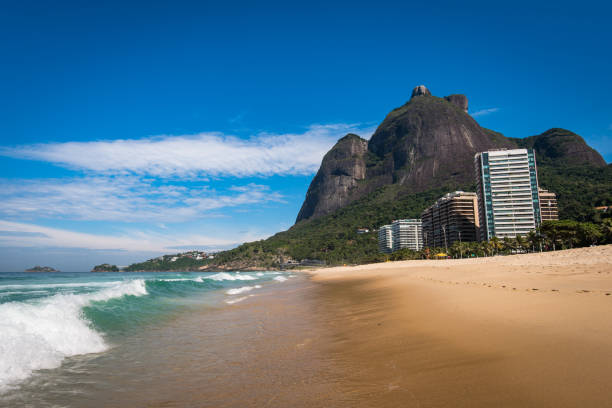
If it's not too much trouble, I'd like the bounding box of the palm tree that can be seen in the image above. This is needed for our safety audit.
[527,230,539,252]
[515,235,529,253]
[502,237,515,253]
[490,236,501,255]
[479,241,490,257]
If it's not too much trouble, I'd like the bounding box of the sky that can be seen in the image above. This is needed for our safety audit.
[0,0,610,271]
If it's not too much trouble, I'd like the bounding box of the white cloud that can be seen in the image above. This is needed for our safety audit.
[0,124,375,178]
[0,220,266,252]
[0,176,283,222]
[471,107,500,117]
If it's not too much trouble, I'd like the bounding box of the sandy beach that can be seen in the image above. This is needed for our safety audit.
[308,245,612,407]
[3,247,611,407]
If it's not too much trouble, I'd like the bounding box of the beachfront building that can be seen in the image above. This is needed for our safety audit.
[474,148,541,240]
[421,191,479,248]
[391,219,423,252]
[538,188,559,221]
[378,224,393,253]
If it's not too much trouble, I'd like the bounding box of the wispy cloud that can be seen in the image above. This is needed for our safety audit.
[471,107,500,117]
[0,124,375,178]
[0,220,262,252]
[0,230,49,238]
[0,177,283,222]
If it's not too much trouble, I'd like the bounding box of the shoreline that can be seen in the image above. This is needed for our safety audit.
[306,245,612,407]
[4,247,612,407]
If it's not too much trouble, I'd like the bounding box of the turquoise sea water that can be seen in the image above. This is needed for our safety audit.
[0,270,291,393]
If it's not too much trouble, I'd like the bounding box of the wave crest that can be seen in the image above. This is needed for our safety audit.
[0,279,147,391]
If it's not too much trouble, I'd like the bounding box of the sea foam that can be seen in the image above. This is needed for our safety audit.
[226,285,261,295]
[0,279,147,391]
[207,272,257,281]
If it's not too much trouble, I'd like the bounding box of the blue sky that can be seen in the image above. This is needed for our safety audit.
[0,1,610,271]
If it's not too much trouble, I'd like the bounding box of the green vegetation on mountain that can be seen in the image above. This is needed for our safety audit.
[125,251,209,271]
[211,185,468,268]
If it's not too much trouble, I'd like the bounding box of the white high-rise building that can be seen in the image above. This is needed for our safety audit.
[474,148,541,240]
[391,219,423,252]
[378,224,393,253]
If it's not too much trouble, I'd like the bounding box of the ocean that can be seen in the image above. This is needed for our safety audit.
[0,270,305,407]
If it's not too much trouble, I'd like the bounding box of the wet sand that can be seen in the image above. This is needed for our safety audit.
[310,245,612,407]
[3,277,351,408]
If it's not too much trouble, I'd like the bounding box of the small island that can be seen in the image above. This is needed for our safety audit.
[25,266,60,273]
[91,263,120,272]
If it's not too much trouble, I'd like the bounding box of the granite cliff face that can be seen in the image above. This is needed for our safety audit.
[296,85,606,223]
[296,134,368,221]
[296,85,512,222]
[366,88,515,191]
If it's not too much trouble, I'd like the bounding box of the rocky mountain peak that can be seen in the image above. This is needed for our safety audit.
[411,85,431,98]
[295,134,368,222]
[295,87,607,224]
[444,94,468,112]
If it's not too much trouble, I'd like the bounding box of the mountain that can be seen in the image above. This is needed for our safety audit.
[296,85,515,222]
[129,85,610,270]
[511,128,606,167]
[296,134,368,221]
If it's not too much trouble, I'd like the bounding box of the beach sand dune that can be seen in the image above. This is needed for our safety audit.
[309,245,612,407]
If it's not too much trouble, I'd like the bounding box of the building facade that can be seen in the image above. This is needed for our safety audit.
[421,191,479,248]
[538,188,559,221]
[391,219,423,252]
[474,148,541,240]
[378,224,393,253]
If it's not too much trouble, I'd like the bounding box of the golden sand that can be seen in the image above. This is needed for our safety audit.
[308,245,612,407]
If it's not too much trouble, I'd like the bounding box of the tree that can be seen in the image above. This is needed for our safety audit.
[527,230,540,252]
[502,237,515,253]
[490,236,501,255]
[601,219,612,244]
[577,222,602,246]
[540,221,561,250]
[515,235,529,253]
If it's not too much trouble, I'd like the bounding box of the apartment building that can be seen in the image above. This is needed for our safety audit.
[421,191,479,248]
[378,224,393,253]
[539,188,559,221]
[391,219,423,252]
[474,148,541,240]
